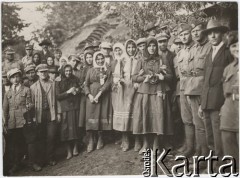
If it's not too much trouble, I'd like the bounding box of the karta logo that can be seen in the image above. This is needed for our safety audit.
[142,149,239,177]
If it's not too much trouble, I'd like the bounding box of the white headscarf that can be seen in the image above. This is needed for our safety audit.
[124,39,138,78]
[93,51,107,71]
[112,43,126,82]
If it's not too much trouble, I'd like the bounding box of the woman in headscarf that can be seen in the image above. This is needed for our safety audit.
[56,64,80,159]
[111,42,134,151]
[132,37,173,154]
[85,51,112,153]
[124,39,144,152]
[78,50,94,129]
[32,51,41,66]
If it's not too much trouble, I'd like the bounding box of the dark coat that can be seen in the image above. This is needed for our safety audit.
[201,43,233,110]
[56,75,80,113]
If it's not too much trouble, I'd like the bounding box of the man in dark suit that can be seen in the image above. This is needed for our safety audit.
[198,19,233,171]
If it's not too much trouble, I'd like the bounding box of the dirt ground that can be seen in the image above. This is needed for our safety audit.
[15,143,148,176]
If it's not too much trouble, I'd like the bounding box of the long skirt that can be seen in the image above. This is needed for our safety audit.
[133,93,173,135]
[112,83,135,132]
[60,110,79,141]
[86,92,112,131]
[78,94,86,127]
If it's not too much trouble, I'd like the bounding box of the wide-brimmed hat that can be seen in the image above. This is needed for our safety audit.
[144,22,158,32]
[202,19,229,35]
[39,39,52,46]
[7,68,22,79]
[4,47,15,55]
[84,42,94,51]
[68,54,80,61]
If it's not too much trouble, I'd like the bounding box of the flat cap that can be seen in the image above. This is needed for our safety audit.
[25,43,34,50]
[4,47,15,54]
[144,22,158,32]
[7,68,22,79]
[178,23,192,34]
[156,32,170,41]
[36,64,49,72]
[136,38,147,46]
[48,66,59,73]
[68,54,80,61]
[24,64,36,73]
[100,42,112,49]
[173,38,183,44]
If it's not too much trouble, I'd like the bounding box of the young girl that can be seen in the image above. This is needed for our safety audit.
[85,51,112,153]
[46,56,55,67]
[111,42,133,151]
[56,64,80,159]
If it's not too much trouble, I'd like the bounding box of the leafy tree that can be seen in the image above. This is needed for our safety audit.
[35,2,101,46]
[2,3,29,47]
[104,2,237,39]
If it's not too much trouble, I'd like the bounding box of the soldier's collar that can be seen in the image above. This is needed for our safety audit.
[184,41,195,49]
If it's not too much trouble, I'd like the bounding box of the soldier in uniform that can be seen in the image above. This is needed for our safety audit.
[2,47,24,74]
[144,22,158,37]
[39,39,54,64]
[173,38,183,53]
[184,20,212,163]
[220,31,239,171]
[30,64,58,167]
[23,65,38,88]
[176,23,197,157]
[198,19,233,171]
[22,44,34,67]
[3,68,41,174]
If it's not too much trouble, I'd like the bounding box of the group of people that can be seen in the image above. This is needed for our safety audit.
[2,17,239,175]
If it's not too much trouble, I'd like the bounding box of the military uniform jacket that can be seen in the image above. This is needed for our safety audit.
[176,41,195,92]
[184,40,211,95]
[201,43,233,110]
[3,85,32,129]
[220,60,239,132]
[22,55,33,67]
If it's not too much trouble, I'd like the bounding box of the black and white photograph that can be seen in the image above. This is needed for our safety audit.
[1,1,239,176]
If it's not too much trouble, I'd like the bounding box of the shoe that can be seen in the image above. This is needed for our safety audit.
[48,160,57,166]
[138,147,147,155]
[181,124,195,158]
[32,164,42,172]
[66,154,73,160]
[96,132,104,150]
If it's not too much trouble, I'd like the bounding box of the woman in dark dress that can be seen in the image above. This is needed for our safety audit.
[85,51,112,153]
[56,64,80,159]
[132,37,173,154]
